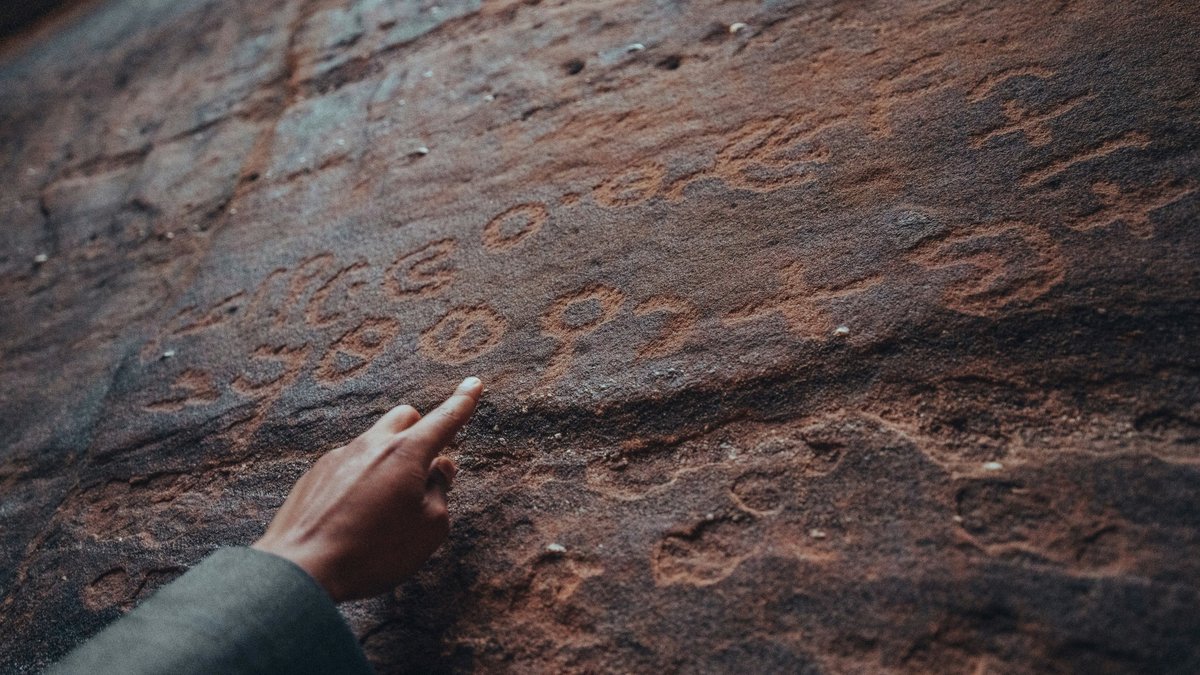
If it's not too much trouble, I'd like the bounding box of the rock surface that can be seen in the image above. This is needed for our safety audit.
[2,0,1199,672]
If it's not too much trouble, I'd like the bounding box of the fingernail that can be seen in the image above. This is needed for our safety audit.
[459,376,481,391]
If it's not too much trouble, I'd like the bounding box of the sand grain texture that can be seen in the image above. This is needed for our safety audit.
[1,0,1199,672]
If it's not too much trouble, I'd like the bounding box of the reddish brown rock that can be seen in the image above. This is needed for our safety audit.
[2,0,1199,672]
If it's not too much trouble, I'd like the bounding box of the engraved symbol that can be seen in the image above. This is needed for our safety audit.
[418,305,507,365]
[316,318,399,385]
[273,254,335,327]
[231,344,310,396]
[868,52,954,138]
[482,203,548,251]
[967,66,1057,104]
[144,370,220,413]
[1073,180,1196,238]
[1020,131,1150,187]
[723,262,880,338]
[634,296,697,359]
[907,221,1064,316]
[651,519,756,587]
[306,260,369,327]
[970,93,1095,149]
[593,163,667,208]
[385,238,457,298]
[712,116,830,192]
[540,284,625,383]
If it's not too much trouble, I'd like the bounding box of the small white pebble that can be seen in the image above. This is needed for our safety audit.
[335,138,346,146]
[705,512,715,521]
[483,93,495,102]
[61,575,68,581]
[546,543,566,554]
[554,432,562,439]
[229,207,238,215]
[492,424,500,432]
[625,42,645,52]
[729,22,749,33]
[415,146,430,156]
[833,325,850,336]
[982,461,1004,471]
[423,70,433,78]
[165,231,175,240]
[162,349,176,359]
[952,515,964,523]
[33,253,48,264]
[809,528,827,539]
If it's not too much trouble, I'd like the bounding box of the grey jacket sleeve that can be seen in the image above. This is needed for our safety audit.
[49,547,373,675]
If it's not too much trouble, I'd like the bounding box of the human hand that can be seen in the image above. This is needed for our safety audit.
[252,377,482,602]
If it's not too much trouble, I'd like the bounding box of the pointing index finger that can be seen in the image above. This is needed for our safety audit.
[404,377,483,462]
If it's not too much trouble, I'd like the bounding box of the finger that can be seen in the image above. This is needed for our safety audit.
[428,456,458,493]
[403,377,482,462]
[371,404,421,435]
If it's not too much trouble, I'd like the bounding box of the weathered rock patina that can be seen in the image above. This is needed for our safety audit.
[2,0,1198,672]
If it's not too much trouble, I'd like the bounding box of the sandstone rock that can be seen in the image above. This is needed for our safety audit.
[1,0,1198,672]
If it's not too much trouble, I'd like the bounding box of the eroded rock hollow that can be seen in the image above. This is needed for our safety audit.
[2,0,1199,672]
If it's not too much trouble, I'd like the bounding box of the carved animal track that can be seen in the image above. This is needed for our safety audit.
[1074,180,1196,238]
[482,203,548,251]
[1020,131,1151,186]
[305,260,369,327]
[652,519,755,587]
[385,238,457,298]
[907,222,1064,316]
[144,369,220,413]
[634,296,697,359]
[418,305,507,365]
[723,262,880,339]
[593,163,667,207]
[316,318,399,384]
[540,284,625,383]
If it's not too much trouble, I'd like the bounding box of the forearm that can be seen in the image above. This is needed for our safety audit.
[50,547,372,675]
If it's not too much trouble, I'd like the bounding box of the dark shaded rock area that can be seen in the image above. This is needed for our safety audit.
[2,0,1199,672]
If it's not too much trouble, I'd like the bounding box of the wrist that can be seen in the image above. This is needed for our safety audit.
[251,539,346,602]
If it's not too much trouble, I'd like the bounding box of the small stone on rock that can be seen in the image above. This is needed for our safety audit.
[982,461,1004,471]
[809,528,827,539]
[834,325,850,336]
[162,349,176,359]
[33,253,48,264]
[626,43,645,52]
[729,22,749,33]
[546,543,566,554]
